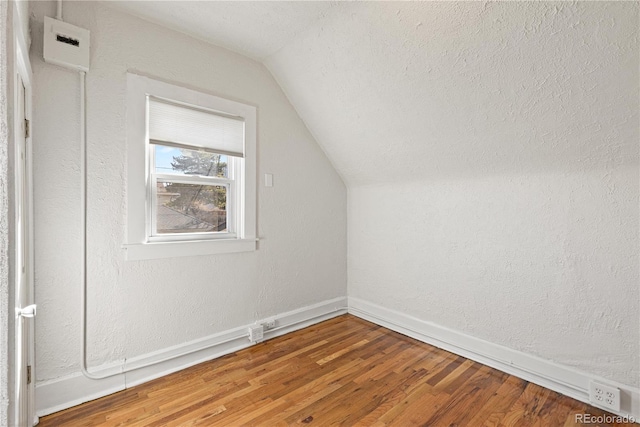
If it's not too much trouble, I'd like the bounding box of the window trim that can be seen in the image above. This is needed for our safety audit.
[124,73,256,260]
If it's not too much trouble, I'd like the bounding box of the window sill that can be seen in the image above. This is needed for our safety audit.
[123,238,257,261]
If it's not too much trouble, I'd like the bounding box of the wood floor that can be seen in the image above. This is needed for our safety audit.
[39,315,632,427]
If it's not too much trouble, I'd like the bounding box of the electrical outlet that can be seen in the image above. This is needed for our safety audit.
[589,381,621,412]
[248,325,264,342]
[262,319,276,330]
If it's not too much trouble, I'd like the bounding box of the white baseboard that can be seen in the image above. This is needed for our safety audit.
[35,295,639,422]
[36,296,348,417]
[348,297,640,422]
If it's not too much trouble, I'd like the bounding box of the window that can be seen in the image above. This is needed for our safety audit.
[124,74,256,260]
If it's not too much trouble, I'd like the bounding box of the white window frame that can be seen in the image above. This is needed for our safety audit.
[124,74,256,260]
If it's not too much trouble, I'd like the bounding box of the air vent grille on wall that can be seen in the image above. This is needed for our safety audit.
[43,16,90,71]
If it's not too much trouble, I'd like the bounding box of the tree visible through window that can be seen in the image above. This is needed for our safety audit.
[152,144,237,236]
[163,151,228,233]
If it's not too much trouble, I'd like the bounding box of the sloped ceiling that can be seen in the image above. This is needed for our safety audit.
[103,1,350,60]
[265,1,638,186]
[108,1,639,187]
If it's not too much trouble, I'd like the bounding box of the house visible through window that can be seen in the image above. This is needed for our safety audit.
[125,74,256,260]
[153,145,231,235]
[153,145,230,235]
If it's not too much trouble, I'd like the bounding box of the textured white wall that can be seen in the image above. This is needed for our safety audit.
[349,167,638,386]
[30,1,346,384]
[267,2,639,388]
[0,1,11,422]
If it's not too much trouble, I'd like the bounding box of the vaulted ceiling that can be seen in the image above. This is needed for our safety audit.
[105,1,351,60]
[106,1,639,187]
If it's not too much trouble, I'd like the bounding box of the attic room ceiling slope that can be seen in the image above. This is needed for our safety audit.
[101,1,350,60]
[265,1,639,186]
[104,1,638,187]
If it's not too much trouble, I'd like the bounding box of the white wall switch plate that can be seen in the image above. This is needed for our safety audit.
[264,173,273,187]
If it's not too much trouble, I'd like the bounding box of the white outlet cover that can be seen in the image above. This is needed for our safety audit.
[589,381,621,412]
[263,318,276,329]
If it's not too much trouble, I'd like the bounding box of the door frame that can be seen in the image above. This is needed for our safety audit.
[12,4,35,425]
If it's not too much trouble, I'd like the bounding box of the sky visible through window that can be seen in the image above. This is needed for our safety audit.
[155,146,228,176]
[155,146,185,174]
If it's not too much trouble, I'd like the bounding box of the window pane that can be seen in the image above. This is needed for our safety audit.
[154,144,229,178]
[156,182,227,234]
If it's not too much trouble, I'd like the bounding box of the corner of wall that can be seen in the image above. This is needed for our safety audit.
[348,296,640,421]
[260,59,347,192]
[0,0,13,424]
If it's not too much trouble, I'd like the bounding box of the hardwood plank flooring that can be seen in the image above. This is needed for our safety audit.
[38,315,634,426]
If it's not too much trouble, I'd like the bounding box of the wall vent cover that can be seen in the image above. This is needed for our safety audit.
[43,16,90,72]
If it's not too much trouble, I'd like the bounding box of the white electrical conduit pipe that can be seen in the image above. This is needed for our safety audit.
[78,68,245,377]
[77,78,347,379]
[56,0,62,20]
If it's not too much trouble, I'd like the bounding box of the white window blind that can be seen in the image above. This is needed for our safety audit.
[148,96,245,158]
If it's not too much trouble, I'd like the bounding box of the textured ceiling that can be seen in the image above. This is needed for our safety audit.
[103,1,349,60]
[108,1,638,187]
[266,1,639,185]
